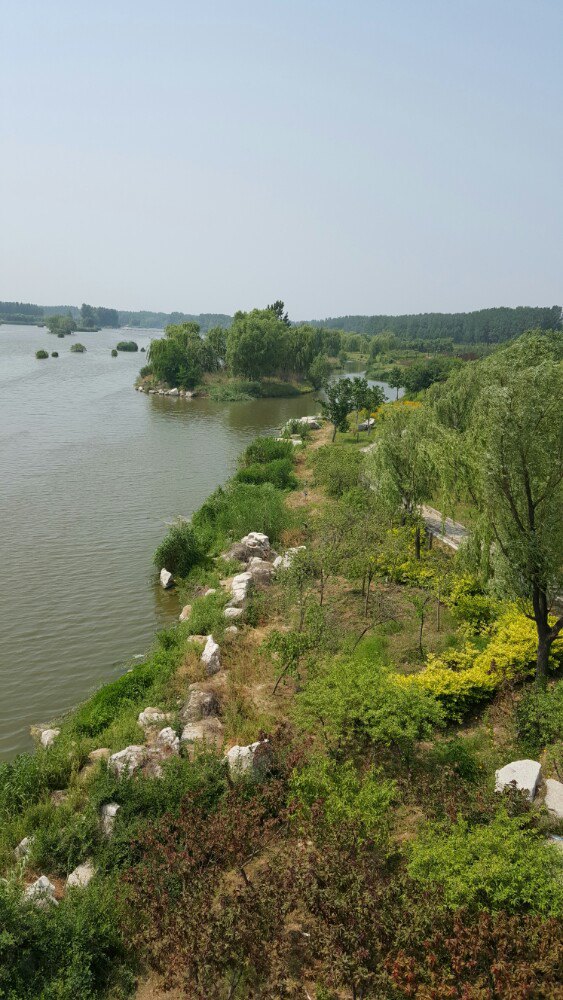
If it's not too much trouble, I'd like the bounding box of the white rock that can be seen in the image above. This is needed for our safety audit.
[240,532,271,558]
[248,557,275,583]
[203,587,217,597]
[495,759,541,801]
[14,836,34,860]
[108,745,146,779]
[39,728,60,749]
[224,606,243,620]
[167,387,179,396]
[181,687,220,723]
[225,739,271,777]
[66,860,96,889]
[225,625,239,635]
[545,778,563,819]
[137,707,169,728]
[201,635,221,676]
[358,417,376,431]
[100,802,120,837]
[180,717,224,746]
[159,568,174,589]
[24,876,58,907]
[156,727,180,754]
[229,571,253,607]
[273,546,306,571]
[179,604,192,622]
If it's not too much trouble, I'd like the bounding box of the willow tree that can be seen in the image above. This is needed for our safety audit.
[365,405,436,559]
[431,333,563,685]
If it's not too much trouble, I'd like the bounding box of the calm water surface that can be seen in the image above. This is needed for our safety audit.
[0,325,328,759]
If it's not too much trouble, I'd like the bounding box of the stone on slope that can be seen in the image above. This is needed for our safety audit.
[180,687,220,724]
[273,546,306,570]
[201,635,221,676]
[156,727,180,754]
[24,876,58,907]
[138,707,170,728]
[225,625,239,635]
[224,606,243,620]
[66,860,96,889]
[38,727,60,749]
[180,717,224,747]
[108,745,147,779]
[545,778,563,819]
[225,739,272,778]
[248,557,275,584]
[495,759,541,801]
[159,568,174,589]
[240,532,271,559]
[14,836,34,860]
[100,803,120,837]
[179,604,192,622]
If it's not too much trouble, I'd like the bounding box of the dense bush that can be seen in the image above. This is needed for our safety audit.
[70,343,86,353]
[408,810,563,916]
[115,341,138,352]
[516,680,563,754]
[0,877,132,999]
[241,436,294,464]
[296,656,444,754]
[235,457,298,490]
[192,481,289,547]
[111,348,118,357]
[290,754,395,842]
[51,351,59,357]
[400,606,563,720]
[153,519,205,576]
[311,445,364,496]
[35,349,48,359]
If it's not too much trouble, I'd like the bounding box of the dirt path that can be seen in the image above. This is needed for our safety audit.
[420,504,468,551]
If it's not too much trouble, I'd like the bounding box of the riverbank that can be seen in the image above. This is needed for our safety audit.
[2,407,562,998]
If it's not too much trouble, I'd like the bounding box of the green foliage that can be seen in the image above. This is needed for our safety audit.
[28,800,100,876]
[408,811,563,915]
[70,343,86,353]
[46,314,77,336]
[242,436,294,464]
[235,457,298,490]
[184,592,227,638]
[81,303,119,328]
[308,353,332,389]
[51,351,59,357]
[0,877,132,999]
[35,349,48,359]
[290,754,395,841]
[311,445,364,496]
[147,321,219,388]
[153,519,204,576]
[192,481,289,547]
[516,680,563,754]
[297,656,444,753]
[115,340,138,352]
[111,348,118,357]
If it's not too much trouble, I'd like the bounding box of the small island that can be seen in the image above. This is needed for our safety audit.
[136,300,339,399]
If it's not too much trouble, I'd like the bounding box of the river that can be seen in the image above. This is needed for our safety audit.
[0,324,393,760]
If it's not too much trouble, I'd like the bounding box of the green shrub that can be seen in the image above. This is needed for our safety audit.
[408,811,563,915]
[311,445,364,496]
[28,801,100,876]
[70,343,86,353]
[51,351,59,358]
[296,656,444,754]
[208,380,259,401]
[116,341,138,352]
[242,436,294,464]
[35,349,48,359]
[516,681,563,755]
[153,519,204,577]
[139,364,153,378]
[192,482,289,547]
[111,348,118,357]
[184,592,227,638]
[235,458,298,490]
[290,754,395,841]
[0,876,132,999]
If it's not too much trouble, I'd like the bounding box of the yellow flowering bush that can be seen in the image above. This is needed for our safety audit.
[398,607,562,720]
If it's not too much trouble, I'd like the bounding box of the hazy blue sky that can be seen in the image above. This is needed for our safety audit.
[1,0,561,318]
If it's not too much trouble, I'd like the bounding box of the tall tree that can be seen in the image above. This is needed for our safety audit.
[432,333,563,685]
[321,379,354,442]
[366,406,436,559]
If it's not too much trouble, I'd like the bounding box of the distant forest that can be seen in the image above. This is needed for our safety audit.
[309,306,562,343]
[1,301,561,343]
[0,301,231,333]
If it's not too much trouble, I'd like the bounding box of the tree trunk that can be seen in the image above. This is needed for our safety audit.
[332,423,337,443]
[532,583,563,688]
[414,525,421,560]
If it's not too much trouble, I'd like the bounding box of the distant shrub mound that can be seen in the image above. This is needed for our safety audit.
[35,349,48,359]
[116,341,138,352]
[70,343,86,353]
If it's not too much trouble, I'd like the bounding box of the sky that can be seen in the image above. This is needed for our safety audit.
[1,0,562,319]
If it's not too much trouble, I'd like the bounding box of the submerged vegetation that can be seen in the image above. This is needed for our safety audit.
[2,328,562,998]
